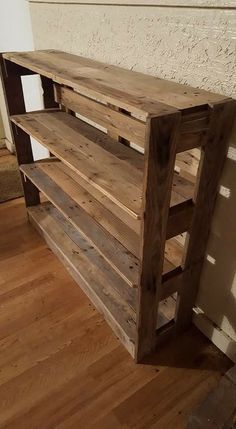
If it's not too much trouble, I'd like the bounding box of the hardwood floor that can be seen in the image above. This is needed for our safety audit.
[0,198,232,429]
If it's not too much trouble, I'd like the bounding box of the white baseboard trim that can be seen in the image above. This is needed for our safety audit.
[193,310,236,363]
[3,138,15,154]
[0,138,6,149]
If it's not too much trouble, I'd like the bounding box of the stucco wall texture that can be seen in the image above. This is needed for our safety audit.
[29,1,236,345]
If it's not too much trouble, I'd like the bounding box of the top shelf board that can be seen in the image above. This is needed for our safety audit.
[2,50,228,118]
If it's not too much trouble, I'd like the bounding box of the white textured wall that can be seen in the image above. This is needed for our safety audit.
[0,0,48,158]
[29,1,236,351]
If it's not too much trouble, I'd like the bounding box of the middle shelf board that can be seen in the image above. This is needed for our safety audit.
[21,161,139,288]
[21,160,185,288]
[11,110,194,219]
[12,110,143,219]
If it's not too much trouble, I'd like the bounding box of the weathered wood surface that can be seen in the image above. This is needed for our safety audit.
[176,100,236,330]
[177,109,210,152]
[55,85,146,148]
[28,202,136,357]
[3,50,228,117]
[21,161,185,285]
[29,160,140,257]
[11,110,195,219]
[167,200,194,239]
[20,162,139,288]
[136,111,181,361]
[3,50,235,361]
[12,110,143,218]
[0,54,39,206]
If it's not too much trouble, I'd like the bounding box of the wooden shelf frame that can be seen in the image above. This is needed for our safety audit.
[1,50,235,362]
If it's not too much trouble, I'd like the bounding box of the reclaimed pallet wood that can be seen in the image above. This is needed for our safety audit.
[20,162,139,288]
[28,202,137,356]
[11,110,195,219]
[3,50,228,115]
[2,49,235,361]
[20,161,183,285]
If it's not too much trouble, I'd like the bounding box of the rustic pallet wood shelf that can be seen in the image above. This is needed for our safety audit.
[1,49,235,362]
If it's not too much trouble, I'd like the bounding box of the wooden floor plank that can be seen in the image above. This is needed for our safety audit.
[0,197,232,429]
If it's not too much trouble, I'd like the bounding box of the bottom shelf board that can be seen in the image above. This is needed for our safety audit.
[28,201,137,357]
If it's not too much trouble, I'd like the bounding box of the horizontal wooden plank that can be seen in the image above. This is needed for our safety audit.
[11,110,143,218]
[21,162,140,288]
[36,160,140,257]
[161,268,184,300]
[172,172,194,201]
[177,110,210,152]
[58,165,141,235]
[164,237,184,270]
[21,159,185,280]
[3,50,228,116]
[55,85,146,148]
[11,110,195,215]
[167,199,194,239]
[28,202,136,357]
[177,131,207,153]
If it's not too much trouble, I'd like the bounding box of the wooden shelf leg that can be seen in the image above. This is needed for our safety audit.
[0,54,40,207]
[175,100,236,331]
[136,110,181,362]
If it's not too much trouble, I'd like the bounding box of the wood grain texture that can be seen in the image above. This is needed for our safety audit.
[167,199,194,239]
[11,110,195,218]
[20,161,185,287]
[28,202,136,356]
[3,50,234,362]
[20,162,139,288]
[55,85,146,148]
[3,50,228,117]
[136,111,181,361]
[175,100,236,330]
[0,55,39,206]
[0,196,232,429]
[11,110,143,218]
[34,160,141,257]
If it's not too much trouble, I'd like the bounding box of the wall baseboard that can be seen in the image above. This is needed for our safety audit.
[0,138,6,149]
[2,138,15,154]
[193,310,236,363]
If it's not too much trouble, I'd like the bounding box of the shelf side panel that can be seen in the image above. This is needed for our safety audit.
[175,100,236,330]
[0,54,39,206]
[136,111,181,362]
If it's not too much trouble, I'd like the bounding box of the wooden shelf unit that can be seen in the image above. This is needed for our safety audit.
[1,50,235,362]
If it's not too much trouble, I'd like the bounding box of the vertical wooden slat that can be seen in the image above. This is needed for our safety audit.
[0,54,39,206]
[135,110,181,362]
[175,100,236,330]
[107,104,120,140]
[107,104,131,146]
